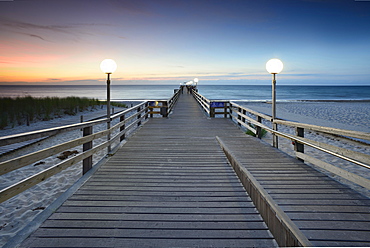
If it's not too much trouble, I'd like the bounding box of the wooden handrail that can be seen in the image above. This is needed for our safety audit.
[192,90,229,117]
[0,102,149,204]
[274,119,370,141]
[0,101,148,147]
[0,87,183,204]
[147,87,181,117]
[228,101,370,189]
[230,101,272,121]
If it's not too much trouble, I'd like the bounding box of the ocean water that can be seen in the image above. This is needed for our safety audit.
[0,85,370,101]
[198,85,370,101]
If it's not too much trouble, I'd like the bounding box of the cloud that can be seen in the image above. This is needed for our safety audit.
[0,17,115,42]
[28,34,46,41]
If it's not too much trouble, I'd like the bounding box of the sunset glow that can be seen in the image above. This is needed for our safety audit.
[0,0,370,85]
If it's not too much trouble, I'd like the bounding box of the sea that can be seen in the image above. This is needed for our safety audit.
[0,85,370,101]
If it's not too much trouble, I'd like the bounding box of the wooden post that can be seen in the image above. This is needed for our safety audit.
[237,107,242,127]
[295,127,304,161]
[229,103,233,119]
[256,116,262,139]
[160,101,169,117]
[242,109,246,123]
[120,114,125,142]
[137,106,142,126]
[224,102,228,118]
[145,102,149,120]
[150,102,154,118]
[82,126,93,175]
[210,104,215,118]
[80,115,83,131]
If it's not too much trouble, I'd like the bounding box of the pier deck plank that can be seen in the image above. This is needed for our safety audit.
[218,136,370,247]
[20,93,276,247]
[18,92,370,247]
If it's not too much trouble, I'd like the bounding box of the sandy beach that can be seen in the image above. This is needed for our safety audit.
[240,101,370,133]
[1,101,370,247]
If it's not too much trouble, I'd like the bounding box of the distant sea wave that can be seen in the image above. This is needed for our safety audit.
[1,85,370,101]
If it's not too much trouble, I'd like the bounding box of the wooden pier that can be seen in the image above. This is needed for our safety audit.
[4,92,370,247]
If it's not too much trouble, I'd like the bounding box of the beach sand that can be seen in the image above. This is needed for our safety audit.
[240,101,370,133]
[1,101,370,246]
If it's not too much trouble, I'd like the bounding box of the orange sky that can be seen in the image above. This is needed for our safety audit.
[1,0,370,85]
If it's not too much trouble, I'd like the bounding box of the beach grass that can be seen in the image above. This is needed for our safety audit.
[110,102,127,108]
[245,123,267,138]
[0,96,103,129]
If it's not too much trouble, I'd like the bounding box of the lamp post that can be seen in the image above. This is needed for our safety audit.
[194,78,199,86]
[100,59,117,153]
[266,58,283,148]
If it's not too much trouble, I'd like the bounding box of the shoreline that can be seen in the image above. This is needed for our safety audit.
[231,99,370,103]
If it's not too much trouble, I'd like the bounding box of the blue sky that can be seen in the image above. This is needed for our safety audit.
[0,0,370,85]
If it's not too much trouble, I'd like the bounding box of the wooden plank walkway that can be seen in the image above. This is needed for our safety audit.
[20,93,277,247]
[218,136,370,247]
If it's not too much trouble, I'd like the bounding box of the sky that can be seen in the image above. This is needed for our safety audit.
[0,0,370,86]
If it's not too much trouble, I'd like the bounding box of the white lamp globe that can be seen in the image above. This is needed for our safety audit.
[194,78,199,83]
[266,59,283,74]
[100,59,117,74]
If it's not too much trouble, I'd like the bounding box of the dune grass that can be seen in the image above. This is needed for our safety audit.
[245,123,267,138]
[0,96,103,129]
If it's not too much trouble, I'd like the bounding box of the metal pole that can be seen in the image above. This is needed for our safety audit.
[107,73,111,153]
[272,73,278,148]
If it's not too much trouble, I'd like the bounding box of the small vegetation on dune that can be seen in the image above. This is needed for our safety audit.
[0,96,103,129]
[109,102,127,108]
[245,123,268,138]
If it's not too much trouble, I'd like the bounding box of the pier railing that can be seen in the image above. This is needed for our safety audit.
[0,102,148,204]
[192,91,370,189]
[192,90,229,117]
[0,89,181,204]
[148,88,181,117]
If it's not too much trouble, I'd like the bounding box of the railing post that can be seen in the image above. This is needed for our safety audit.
[120,114,125,142]
[224,102,228,118]
[137,106,142,126]
[229,103,233,119]
[149,101,154,118]
[237,107,242,127]
[210,103,215,118]
[295,127,304,161]
[160,101,168,117]
[256,116,263,139]
[82,125,93,175]
[145,102,149,120]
